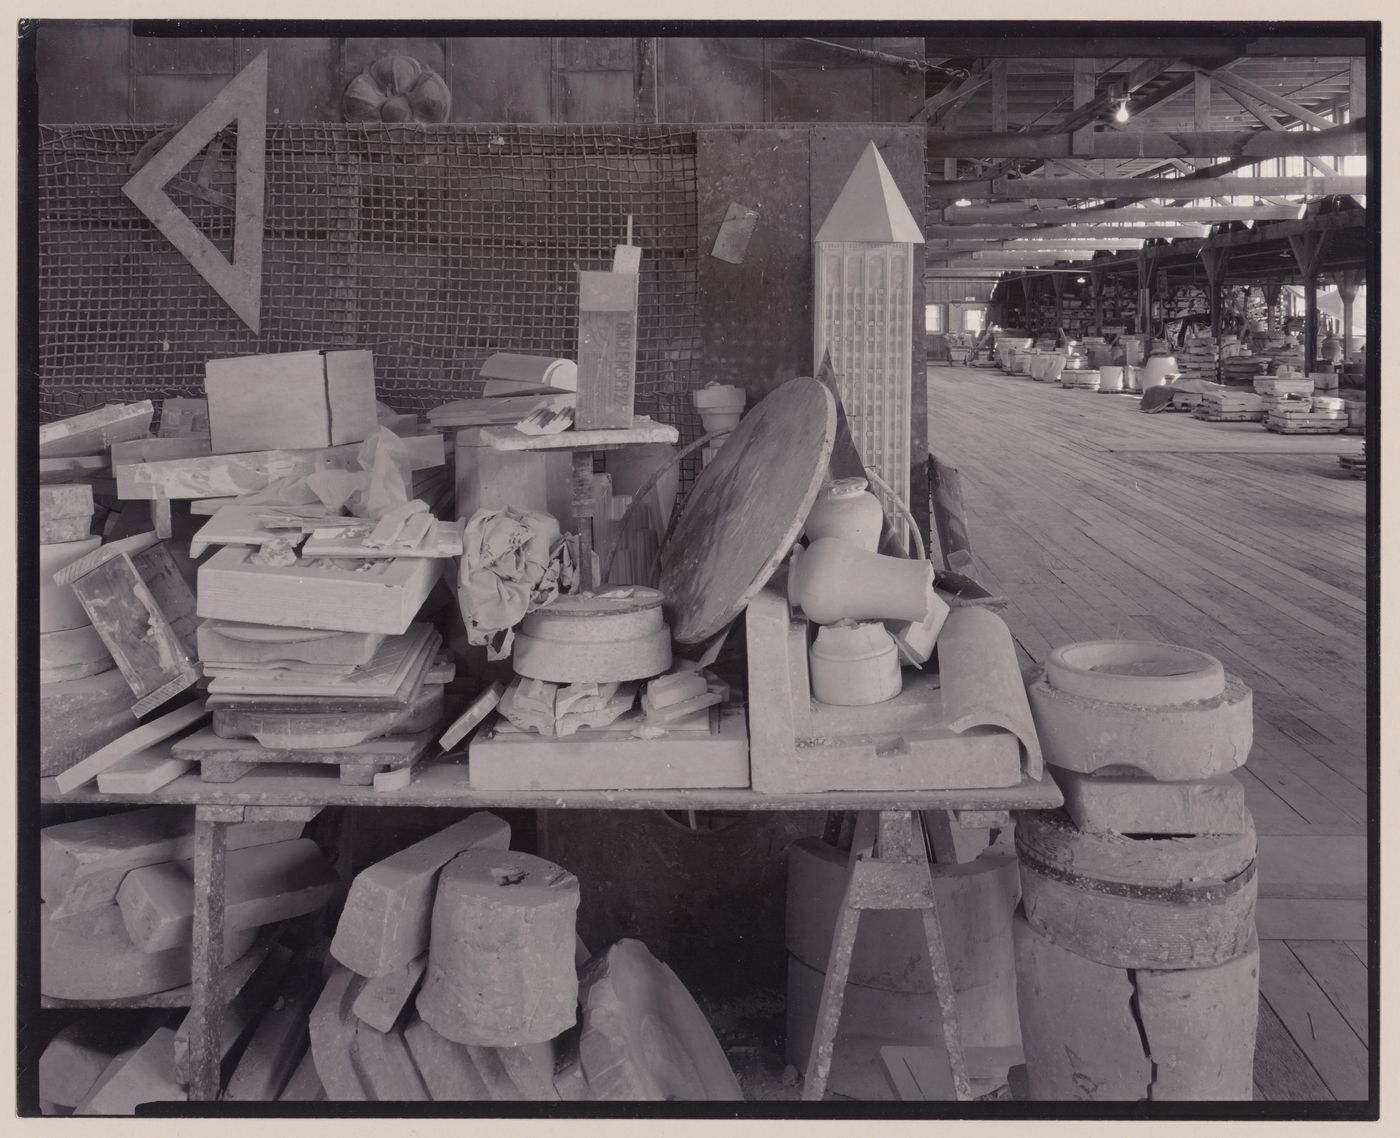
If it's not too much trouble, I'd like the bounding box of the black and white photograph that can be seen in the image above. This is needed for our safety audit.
[13,16,1381,1123]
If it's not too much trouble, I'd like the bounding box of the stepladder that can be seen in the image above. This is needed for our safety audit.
[801,809,989,1103]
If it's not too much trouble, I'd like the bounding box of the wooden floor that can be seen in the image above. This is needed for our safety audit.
[926,365,1371,1103]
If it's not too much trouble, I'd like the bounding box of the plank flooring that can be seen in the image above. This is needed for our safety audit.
[926,366,1371,1103]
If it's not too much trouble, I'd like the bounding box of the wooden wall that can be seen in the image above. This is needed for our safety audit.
[35,26,924,125]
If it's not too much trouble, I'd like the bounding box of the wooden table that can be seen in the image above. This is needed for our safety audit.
[41,764,1061,1102]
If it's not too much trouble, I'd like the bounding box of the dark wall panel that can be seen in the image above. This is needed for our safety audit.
[660,38,766,123]
[36,22,131,122]
[696,127,812,402]
[446,36,553,123]
[236,37,342,123]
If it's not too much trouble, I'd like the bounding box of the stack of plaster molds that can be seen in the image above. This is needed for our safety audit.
[1017,640,1259,1101]
[316,813,741,1102]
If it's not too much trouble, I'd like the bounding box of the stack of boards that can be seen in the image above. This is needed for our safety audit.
[1176,334,1220,383]
[37,805,338,1113]
[1017,640,1259,1101]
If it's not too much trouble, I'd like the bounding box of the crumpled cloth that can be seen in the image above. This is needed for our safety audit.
[458,508,573,658]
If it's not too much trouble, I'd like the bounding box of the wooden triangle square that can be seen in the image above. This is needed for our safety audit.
[122,52,267,333]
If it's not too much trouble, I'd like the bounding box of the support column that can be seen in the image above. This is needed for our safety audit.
[1200,247,1231,339]
[1090,271,1105,336]
[1288,230,1333,367]
[1050,272,1065,337]
[188,808,232,1101]
[1335,269,1364,363]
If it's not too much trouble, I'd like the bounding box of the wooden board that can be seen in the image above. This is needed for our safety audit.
[479,418,677,452]
[40,456,109,484]
[575,270,639,430]
[69,553,199,709]
[196,545,441,635]
[172,729,434,786]
[197,619,383,667]
[51,531,159,586]
[659,376,835,644]
[39,402,154,459]
[469,703,749,791]
[114,434,445,500]
[53,701,208,793]
[96,739,194,794]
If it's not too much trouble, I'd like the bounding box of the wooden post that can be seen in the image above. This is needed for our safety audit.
[1288,230,1333,367]
[1050,272,1065,336]
[572,451,596,591]
[187,810,230,1101]
[991,64,1008,134]
[1335,269,1364,362]
[1136,249,1155,339]
[1090,271,1105,336]
[1200,247,1230,339]
[1193,72,1212,170]
[1349,59,1366,119]
[1019,276,1033,332]
[634,38,659,124]
[1263,281,1282,333]
[1071,59,1096,155]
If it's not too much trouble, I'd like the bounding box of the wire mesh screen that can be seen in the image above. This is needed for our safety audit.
[37,124,704,443]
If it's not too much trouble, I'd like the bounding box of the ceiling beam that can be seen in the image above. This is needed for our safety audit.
[926,224,1211,240]
[939,204,1305,224]
[921,38,1366,60]
[922,120,1365,159]
[927,175,1364,200]
[1207,70,1339,177]
[914,60,998,124]
[1206,68,1339,131]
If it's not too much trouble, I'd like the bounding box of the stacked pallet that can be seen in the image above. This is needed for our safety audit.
[1194,389,1263,422]
[310,813,742,1102]
[1338,444,1366,479]
[1263,395,1347,435]
[1176,333,1219,382]
[1220,356,1269,387]
[1019,641,1258,1101]
[1344,398,1366,434]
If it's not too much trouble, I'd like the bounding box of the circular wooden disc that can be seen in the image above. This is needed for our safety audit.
[215,623,341,644]
[660,377,835,644]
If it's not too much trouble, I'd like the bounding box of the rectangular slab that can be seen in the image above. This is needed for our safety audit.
[39,1019,141,1108]
[39,483,94,543]
[470,703,750,791]
[330,812,510,977]
[352,953,427,1033]
[116,838,337,952]
[1052,767,1250,835]
[206,349,378,453]
[196,545,441,635]
[41,808,303,919]
[73,1025,184,1115]
[40,400,154,459]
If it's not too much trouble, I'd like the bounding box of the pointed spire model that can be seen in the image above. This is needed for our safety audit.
[814,141,924,518]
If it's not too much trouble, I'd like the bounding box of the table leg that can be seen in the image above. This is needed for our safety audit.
[572,451,596,590]
[802,812,877,1102]
[187,810,229,1101]
[920,901,973,1101]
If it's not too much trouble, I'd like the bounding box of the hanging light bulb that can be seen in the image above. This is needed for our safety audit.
[954,197,973,208]
[1076,275,1088,284]
[1114,98,1131,124]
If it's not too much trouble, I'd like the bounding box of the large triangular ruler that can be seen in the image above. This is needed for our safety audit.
[123,52,267,333]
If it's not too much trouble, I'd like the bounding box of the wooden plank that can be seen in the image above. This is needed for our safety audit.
[1287,940,1369,1042]
[53,701,208,794]
[928,175,1366,200]
[942,205,1304,225]
[40,402,154,459]
[115,434,444,500]
[922,122,1365,159]
[1253,995,1334,1101]
[1256,940,1368,1100]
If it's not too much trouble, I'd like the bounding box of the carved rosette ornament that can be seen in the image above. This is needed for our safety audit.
[342,54,451,124]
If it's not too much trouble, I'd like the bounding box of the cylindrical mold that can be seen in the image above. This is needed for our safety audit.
[1014,907,1257,1100]
[416,849,580,1046]
[1015,809,1257,970]
[808,620,902,706]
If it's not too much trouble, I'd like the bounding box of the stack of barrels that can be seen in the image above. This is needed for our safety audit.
[1017,640,1259,1101]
